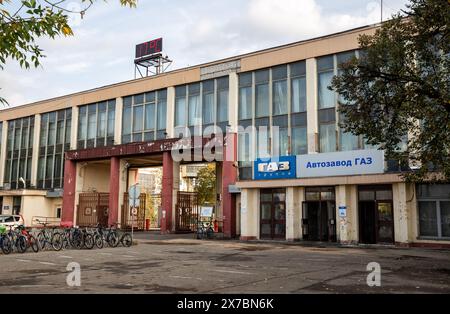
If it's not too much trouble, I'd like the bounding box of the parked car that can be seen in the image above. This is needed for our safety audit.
[0,215,24,229]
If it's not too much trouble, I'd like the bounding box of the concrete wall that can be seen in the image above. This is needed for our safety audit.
[21,196,62,227]
[240,188,259,240]
[81,163,111,193]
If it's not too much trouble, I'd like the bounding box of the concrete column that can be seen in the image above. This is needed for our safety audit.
[306,58,318,154]
[166,87,175,138]
[61,158,77,226]
[393,182,410,245]
[70,106,78,150]
[228,72,239,132]
[336,185,358,245]
[222,133,237,238]
[114,97,123,145]
[240,188,259,240]
[30,114,41,188]
[286,187,304,241]
[172,160,180,232]
[161,151,174,233]
[0,121,8,187]
[108,157,120,227]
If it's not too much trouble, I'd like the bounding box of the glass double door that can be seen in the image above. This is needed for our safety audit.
[260,189,286,239]
[358,186,394,244]
[302,201,336,242]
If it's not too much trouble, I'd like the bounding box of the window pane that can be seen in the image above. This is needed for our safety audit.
[320,123,336,153]
[292,127,307,155]
[38,157,45,180]
[217,89,228,123]
[202,93,214,125]
[276,128,289,156]
[188,95,201,126]
[46,156,54,179]
[48,118,56,146]
[419,201,438,237]
[87,107,96,140]
[261,203,272,220]
[65,119,71,144]
[133,105,144,132]
[292,77,306,113]
[56,120,64,144]
[145,103,155,130]
[78,108,87,140]
[238,133,251,164]
[122,105,132,135]
[256,84,269,118]
[175,97,186,126]
[97,110,106,138]
[318,71,335,109]
[257,130,270,158]
[107,105,115,137]
[157,100,167,130]
[340,129,359,151]
[273,80,287,116]
[441,201,450,237]
[239,86,252,120]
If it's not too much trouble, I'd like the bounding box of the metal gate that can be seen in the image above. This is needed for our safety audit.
[121,193,146,230]
[175,191,199,233]
[77,192,109,227]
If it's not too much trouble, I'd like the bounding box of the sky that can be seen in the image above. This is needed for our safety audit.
[0,0,410,108]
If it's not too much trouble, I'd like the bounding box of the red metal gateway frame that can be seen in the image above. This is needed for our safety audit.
[61,136,237,238]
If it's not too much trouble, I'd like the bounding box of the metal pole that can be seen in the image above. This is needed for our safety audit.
[381,0,383,22]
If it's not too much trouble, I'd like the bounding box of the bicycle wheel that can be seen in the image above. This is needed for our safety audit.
[107,232,119,248]
[36,231,47,251]
[121,233,133,247]
[206,228,214,239]
[83,234,94,249]
[1,236,12,255]
[71,232,83,250]
[29,235,40,253]
[51,232,63,251]
[94,234,103,249]
[16,235,27,253]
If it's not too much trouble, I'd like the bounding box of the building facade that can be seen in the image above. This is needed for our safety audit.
[0,23,449,247]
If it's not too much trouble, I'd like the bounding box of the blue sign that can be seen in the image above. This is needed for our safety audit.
[254,156,297,180]
[339,206,347,217]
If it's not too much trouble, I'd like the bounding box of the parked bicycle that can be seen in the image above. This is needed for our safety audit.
[196,220,214,240]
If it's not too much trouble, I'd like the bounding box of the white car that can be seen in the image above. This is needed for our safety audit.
[0,215,24,229]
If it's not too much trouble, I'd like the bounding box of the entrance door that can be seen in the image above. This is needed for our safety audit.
[302,187,336,242]
[377,202,394,243]
[359,201,376,244]
[358,186,394,244]
[260,189,286,239]
[302,201,336,241]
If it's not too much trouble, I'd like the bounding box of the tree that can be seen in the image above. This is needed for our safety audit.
[331,0,449,182]
[0,0,137,105]
[194,164,216,206]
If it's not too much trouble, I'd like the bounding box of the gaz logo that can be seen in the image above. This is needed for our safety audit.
[258,161,290,173]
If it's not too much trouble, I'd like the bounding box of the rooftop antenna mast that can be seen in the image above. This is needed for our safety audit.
[381,0,383,22]
[134,38,172,79]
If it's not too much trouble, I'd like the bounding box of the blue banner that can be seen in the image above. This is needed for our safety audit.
[254,156,297,180]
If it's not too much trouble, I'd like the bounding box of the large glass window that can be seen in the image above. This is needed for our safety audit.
[417,184,450,239]
[320,123,336,153]
[78,99,115,148]
[175,77,229,133]
[4,116,35,189]
[38,108,72,189]
[255,69,269,118]
[122,90,166,143]
[237,61,308,180]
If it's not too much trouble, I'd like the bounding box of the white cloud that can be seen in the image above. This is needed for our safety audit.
[0,0,409,107]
